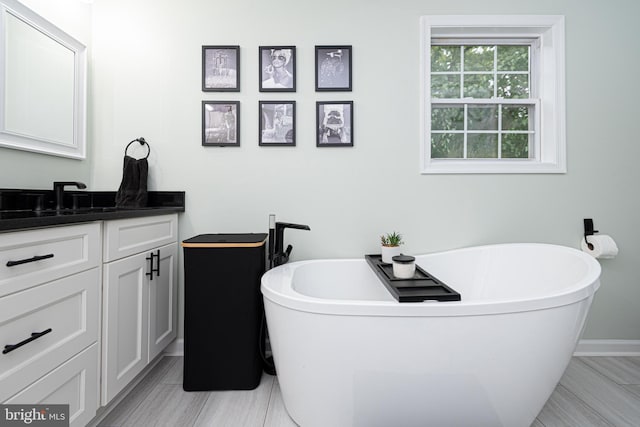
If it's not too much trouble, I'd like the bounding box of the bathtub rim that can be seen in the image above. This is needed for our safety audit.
[261,243,602,317]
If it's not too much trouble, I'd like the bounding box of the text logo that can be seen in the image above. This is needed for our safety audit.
[1,405,69,426]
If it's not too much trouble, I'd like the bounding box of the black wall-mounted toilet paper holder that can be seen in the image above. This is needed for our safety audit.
[584,218,598,250]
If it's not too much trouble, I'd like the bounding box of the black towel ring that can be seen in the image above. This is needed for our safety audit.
[125,137,151,159]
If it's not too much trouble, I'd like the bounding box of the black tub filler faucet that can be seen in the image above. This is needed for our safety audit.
[268,214,310,269]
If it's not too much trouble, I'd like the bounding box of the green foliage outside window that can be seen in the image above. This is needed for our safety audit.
[430,44,531,159]
[468,134,498,158]
[464,46,494,71]
[431,46,460,72]
[497,46,529,71]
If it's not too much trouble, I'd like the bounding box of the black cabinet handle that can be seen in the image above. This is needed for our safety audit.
[3,328,52,354]
[6,253,54,267]
[146,252,155,280]
[153,250,160,278]
[146,250,160,280]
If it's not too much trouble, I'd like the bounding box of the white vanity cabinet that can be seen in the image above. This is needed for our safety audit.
[0,223,101,427]
[101,214,178,405]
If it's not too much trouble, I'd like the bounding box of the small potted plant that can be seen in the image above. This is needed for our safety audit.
[380,231,404,263]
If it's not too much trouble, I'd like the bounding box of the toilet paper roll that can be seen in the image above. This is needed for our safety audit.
[581,235,618,259]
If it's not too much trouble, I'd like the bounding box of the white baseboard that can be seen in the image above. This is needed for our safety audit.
[165,338,640,358]
[163,338,184,356]
[574,339,640,356]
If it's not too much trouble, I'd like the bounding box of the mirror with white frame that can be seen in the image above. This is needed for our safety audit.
[0,0,87,159]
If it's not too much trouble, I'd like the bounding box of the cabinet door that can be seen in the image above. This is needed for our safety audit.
[5,344,99,427]
[148,243,178,362]
[102,251,150,405]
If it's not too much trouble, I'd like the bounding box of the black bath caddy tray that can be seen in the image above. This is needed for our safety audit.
[365,255,461,303]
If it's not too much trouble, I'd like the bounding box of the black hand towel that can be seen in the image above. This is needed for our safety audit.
[115,155,148,208]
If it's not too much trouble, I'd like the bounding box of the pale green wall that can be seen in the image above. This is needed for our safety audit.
[90,0,640,340]
[7,0,640,341]
[0,0,93,189]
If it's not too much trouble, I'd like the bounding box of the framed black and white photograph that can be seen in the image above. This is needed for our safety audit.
[259,46,296,92]
[202,46,239,91]
[202,101,239,146]
[259,101,296,146]
[315,45,352,91]
[316,101,353,147]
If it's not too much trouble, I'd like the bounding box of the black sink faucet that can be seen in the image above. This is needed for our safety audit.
[53,181,87,210]
[268,215,310,268]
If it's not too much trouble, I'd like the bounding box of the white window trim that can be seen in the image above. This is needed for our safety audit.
[420,15,566,174]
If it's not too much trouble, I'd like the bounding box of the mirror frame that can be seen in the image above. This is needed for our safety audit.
[0,0,87,159]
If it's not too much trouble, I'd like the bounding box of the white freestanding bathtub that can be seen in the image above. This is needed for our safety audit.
[261,244,601,427]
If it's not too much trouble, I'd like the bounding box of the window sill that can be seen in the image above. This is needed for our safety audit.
[421,159,566,174]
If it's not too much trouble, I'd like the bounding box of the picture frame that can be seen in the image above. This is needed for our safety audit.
[315,45,352,91]
[259,101,296,146]
[202,46,240,91]
[202,101,240,146]
[316,101,353,147]
[259,46,296,92]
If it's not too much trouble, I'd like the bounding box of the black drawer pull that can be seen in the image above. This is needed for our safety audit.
[6,253,54,267]
[3,328,53,354]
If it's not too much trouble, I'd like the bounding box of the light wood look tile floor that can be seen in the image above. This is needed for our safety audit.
[98,356,640,427]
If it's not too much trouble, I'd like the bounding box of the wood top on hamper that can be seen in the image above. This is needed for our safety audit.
[181,233,268,248]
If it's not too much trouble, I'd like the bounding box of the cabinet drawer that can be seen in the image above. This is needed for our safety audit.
[4,343,99,427]
[0,222,101,297]
[0,268,99,402]
[103,214,177,262]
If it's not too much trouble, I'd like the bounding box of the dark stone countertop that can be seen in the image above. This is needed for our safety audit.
[0,190,185,232]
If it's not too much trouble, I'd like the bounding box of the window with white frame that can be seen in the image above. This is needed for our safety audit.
[420,16,566,174]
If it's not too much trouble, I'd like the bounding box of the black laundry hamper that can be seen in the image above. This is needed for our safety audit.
[181,233,268,391]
